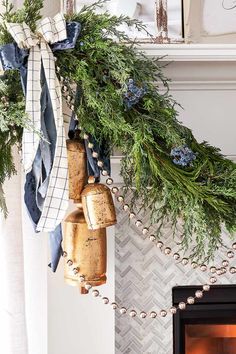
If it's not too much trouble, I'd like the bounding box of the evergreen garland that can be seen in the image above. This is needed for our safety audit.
[1,0,236,261]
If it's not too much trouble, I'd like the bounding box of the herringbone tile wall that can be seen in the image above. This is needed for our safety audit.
[115,202,234,354]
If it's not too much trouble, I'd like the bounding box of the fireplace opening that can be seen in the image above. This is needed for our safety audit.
[173,285,236,354]
[185,324,236,354]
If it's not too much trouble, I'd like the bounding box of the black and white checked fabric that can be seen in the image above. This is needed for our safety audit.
[6,14,69,232]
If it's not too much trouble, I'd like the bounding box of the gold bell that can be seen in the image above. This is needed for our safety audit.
[81,177,117,230]
[63,202,107,294]
[66,132,87,202]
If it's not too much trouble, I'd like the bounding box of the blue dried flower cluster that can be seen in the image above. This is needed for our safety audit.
[124,79,146,109]
[170,145,197,167]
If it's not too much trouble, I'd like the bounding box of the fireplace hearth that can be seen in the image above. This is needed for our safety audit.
[173,285,236,354]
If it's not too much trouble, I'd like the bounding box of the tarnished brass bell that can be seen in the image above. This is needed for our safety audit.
[66,132,87,202]
[63,203,107,294]
[81,177,117,230]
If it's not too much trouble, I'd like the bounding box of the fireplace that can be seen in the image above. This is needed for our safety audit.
[173,285,236,354]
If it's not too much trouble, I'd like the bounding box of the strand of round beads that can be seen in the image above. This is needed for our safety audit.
[62,250,223,319]
[88,263,231,319]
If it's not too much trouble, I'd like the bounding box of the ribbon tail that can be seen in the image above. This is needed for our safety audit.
[36,42,69,233]
[48,223,63,272]
[23,45,42,173]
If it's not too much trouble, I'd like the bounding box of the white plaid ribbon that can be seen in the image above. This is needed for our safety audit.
[6,14,69,232]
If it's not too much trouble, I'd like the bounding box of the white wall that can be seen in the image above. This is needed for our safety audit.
[163,60,236,156]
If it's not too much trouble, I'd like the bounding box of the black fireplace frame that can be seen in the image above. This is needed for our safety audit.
[173,285,236,354]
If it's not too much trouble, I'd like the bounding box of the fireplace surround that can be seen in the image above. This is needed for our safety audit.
[173,285,236,354]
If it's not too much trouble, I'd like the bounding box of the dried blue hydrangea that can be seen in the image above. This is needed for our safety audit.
[170,145,197,167]
[124,79,146,109]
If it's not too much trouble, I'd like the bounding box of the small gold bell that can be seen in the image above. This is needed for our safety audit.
[81,177,117,230]
[66,132,87,202]
[63,202,107,294]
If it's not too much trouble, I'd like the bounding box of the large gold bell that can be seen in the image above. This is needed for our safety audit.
[66,133,87,202]
[63,203,107,294]
[81,178,117,230]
